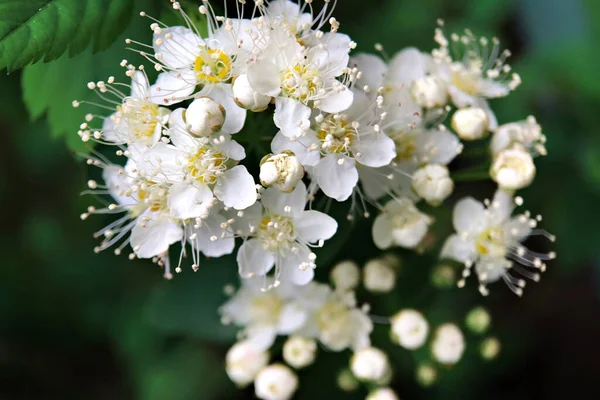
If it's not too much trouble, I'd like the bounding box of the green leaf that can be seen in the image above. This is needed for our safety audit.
[0,0,134,72]
[20,1,157,153]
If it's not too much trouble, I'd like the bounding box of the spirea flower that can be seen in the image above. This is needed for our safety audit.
[431,323,465,365]
[490,145,536,191]
[412,164,454,206]
[282,336,317,369]
[451,107,489,141]
[372,197,432,249]
[254,363,299,400]
[362,257,396,293]
[390,309,429,350]
[441,189,556,296]
[491,116,546,156]
[330,260,361,292]
[350,347,391,383]
[226,340,270,387]
[259,151,305,193]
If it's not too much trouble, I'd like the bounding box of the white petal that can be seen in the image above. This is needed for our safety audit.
[350,53,387,92]
[130,216,183,259]
[237,239,275,278]
[246,325,277,352]
[490,189,514,223]
[440,234,477,263]
[353,132,396,168]
[280,245,315,285]
[372,214,393,249]
[314,155,358,201]
[216,135,246,161]
[214,165,257,210]
[503,216,532,242]
[478,79,510,98]
[271,130,320,167]
[102,114,126,144]
[448,85,477,108]
[277,303,308,334]
[247,60,282,97]
[273,97,311,138]
[201,84,246,134]
[295,210,337,243]
[140,142,185,182]
[260,181,307,216]
[150,71,196,105]
[227,202,263,236]
[318,85,353,113]
[168,108,197,152]
[168,182,214,220]
[190,214,235,257]
[453,197,486,234]
[416,129,461,165]
[153,26,201,69]
[102,164,136,206]
[387,47,428,84]
[130,71,150,99]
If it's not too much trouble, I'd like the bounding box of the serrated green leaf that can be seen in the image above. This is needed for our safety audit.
[0,0,134,72]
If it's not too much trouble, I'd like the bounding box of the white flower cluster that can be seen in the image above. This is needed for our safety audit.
[73,1,556,397]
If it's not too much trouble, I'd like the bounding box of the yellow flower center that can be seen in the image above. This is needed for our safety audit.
[282,64,319,103]
[187,146,226,185]
[317,117,354,154]
[451,62,482,96]
[194,49,232,84]
[250,292,284,325]
[258,215,295,252]
[475,226,506,257]
[117,99,160,143]
[391,132,417,162]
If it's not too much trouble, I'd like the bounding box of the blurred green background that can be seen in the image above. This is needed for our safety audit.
[1,0,600,398]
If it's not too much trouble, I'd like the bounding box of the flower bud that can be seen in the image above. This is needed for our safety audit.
[350,347,390,383]
[330,260,360,291]
[431,264,456,288]
[491,116,546,156]
[363,258,396,293]
[451,107,489,140]
[465,307,491,334]
[412,164,453,206]
[431,323,465,365]
[480,337,501,360]
[337,369,359,392]
[390,309,429,350]
[490,146,535,190]
[259,151,305,193]
[255,364,298,400]
[225,340,269,387]
[186,97,226,137]
[233,73,272,112]
[366,388,399,400]
[415,363,438,387]
[410,76,448,108]
[282,336,317,369]
[373,198,432,250]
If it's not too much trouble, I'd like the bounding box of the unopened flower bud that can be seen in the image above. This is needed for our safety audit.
[373,198,432,250]
[186,97,226,137]
[412,164,453,206]
[283,336,317,369]
[337,369,359,392]
[330,260,360,291]
[431,324,465,365]
[431,264,456,288]
[226,340,269,387]
[490,146,535,191]
[363,258,396,293]
[410,76,448,108]
[259,151,304,193]
[350,347,390,383]
[416,363,438,387]
[390,309,429,350]
[465,307,491,334]
[233,73,272,112]
[366,388,399,400]
[255,364,298,400]
[451,107,489,140]
[480,337,501,360]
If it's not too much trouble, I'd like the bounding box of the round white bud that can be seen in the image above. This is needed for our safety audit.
[337,369,359,392]
[282,336,317,369]
[451,107,489,140]
[259,151,304,193]
[255,364,298,400]
[412,164,453,206]
[465,307,491,334]
[431,323,465,365]
[186,97,226,137]
[410,76,448,108]
[225,340,269,387]
[363,258,396,293]
[415,363,438,387]
[390,309,429,350]
[232,73,272,112]
[330,260,361,291]
[480,337,501,360]
[490,146,536,190]
[366,388,399,400]
[350,347,390,383]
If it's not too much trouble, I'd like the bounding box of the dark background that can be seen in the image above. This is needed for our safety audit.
[1,0,600,398]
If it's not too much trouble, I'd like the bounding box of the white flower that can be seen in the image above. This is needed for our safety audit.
[259,151,305,193]
[491,116,546,156]
[220,277,308,351]
[412,164,454,206]
[236,182,337,285]
[372,197,432,249]
[362,258,396,293]
[141,106,257,210]
[330,260,361,292]
[255,364,299,400]
[490,146,536,191]
[366,388,400,400]
[410,75,448,108]
[232,74,272,112]
[80,71,170,148]
[441,189,555,295]
[451,107,489,141]
[272,90,396,201]
[282,336,317,369]
[226,340,270,387]
[185,97,226,137]
[350,347,390,383]
[390,309,429,350]
[431,323,465,365]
